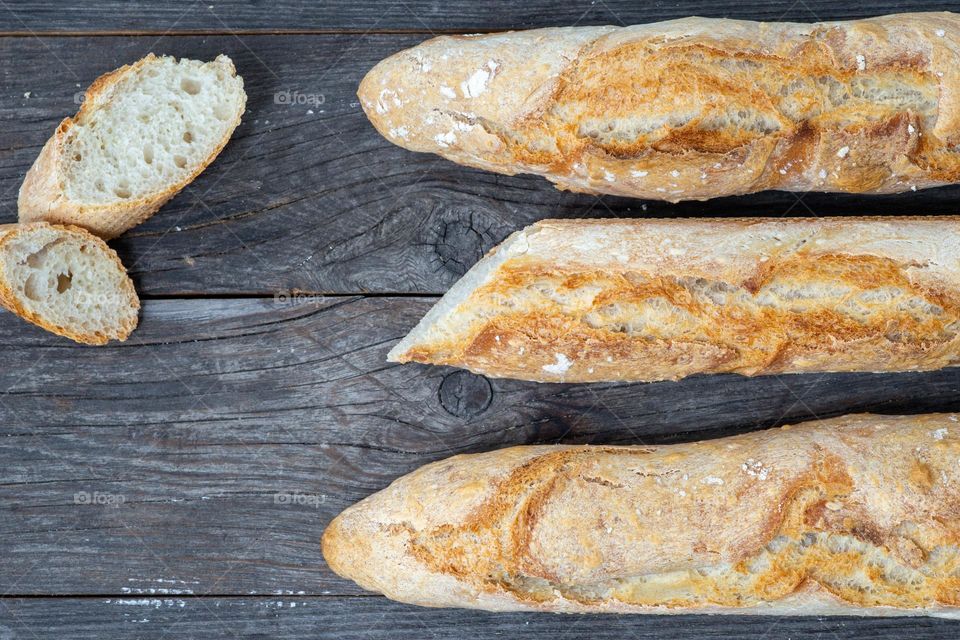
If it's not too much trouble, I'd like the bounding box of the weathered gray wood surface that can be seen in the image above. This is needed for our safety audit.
[2,597,958,639]
[3,34,960,296]
[2,298,960,598]
[1,1,960,637]
[0,0,954,32]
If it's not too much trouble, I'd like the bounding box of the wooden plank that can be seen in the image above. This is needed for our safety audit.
[3,34,960,297]
[0,1,950,33]
[2,597,958,639]
[1,297,959,595]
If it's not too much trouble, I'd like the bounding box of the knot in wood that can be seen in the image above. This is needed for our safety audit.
[431,216,488,278]
[438,370,492,418]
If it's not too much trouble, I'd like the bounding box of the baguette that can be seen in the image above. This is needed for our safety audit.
[359,13,960,200]
[0,222,139,344]
[388,217,960,383]
[19,54,246,239]
[323,413,960,615]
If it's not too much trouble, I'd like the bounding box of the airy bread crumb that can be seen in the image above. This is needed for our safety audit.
[18,54,246,238]
[0,222,139,344]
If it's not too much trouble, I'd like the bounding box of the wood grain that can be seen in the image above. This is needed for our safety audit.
[0,1,953,33]
[1,597,958,639]
[4,2,960,636]
[3,35,960,297]
[1,297,959,595]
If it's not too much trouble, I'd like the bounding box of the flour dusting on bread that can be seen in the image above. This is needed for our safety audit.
[389,217,960,382]
[323,414,960,615]
[360,13,960,200]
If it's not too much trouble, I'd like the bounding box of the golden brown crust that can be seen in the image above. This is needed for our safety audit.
[322,413,960,615]
[17,54,246,239]
[389,217,960,382]
[0,222,139,344]
[359,13,960,200]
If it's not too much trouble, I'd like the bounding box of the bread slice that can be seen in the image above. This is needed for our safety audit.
[359,13,960,200]
[18,54,246,238]
[388,217,960,382]
[0,223,139,344]
[323,413,960,615]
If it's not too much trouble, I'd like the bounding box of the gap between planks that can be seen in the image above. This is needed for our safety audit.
[1,593,379,599]
[0,28,499,37]
[138,292,442,300]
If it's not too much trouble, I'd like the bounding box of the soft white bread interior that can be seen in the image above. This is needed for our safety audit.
[18,54,246,238]
[389,217,960,382]
[0,222,139,344]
